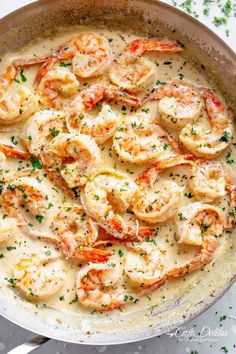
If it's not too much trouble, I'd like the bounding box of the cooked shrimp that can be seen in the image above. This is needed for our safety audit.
[113,112,183,164]
[76,255,129,311]
[133,155,194,223]
[21,109,68,155]
[69,83,140,111]
[145,80,202,129]
[82,169,141,239]
[51,205,98,247]
[124,242,167,293]
[168,202,224,277]
[43,133,101,188]
[0,85,39,125]
[36,33,110,83]
[46,205,109,262]
[67,104,120,144]
[37,67,80,108]
[0,217,18,243]
[1,176,48,228]
[179,88,233,158]
[27,205,110,263]
[189,160,226,202]
[0,144,31,160]
[66,83,139,143]
[109,39,182,92]
[12,253,65,300]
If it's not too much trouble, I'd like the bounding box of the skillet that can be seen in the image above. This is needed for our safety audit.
[0,0,235,352]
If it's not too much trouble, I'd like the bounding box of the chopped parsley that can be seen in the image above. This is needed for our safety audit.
[49,128,60,137]
[163,143,168,150]
[20,70,27,82]
[7,278,16,286]
[31,157,42,171]
[36,215,44,223]
[219,131,230,142]
[69,294,78,304]
[59,62,71,67]
[178,212,187,221]
[118,249,124,258]
[213,16,227,27]
[6,246,16,251]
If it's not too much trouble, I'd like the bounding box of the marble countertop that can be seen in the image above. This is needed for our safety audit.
[0,1,235,353]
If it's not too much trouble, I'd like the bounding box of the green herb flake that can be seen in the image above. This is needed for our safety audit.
[222,0,232,17]
[178,212,186,221]
[7,278,16,286]
[219,131,230,142]
[6,246,16,251]
[31,157,42,171]
[118,249,124,258]
[36,215,44,223]
[20,70,27,82]
[213,16,227,27]
[59,62,71,67]
[49,128,60,137]
[163,143,168,150]
[69,294,78,305]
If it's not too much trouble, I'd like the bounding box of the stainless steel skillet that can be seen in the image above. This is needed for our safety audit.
[0,0,235,352]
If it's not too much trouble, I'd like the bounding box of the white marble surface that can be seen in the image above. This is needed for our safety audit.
[0,1,235,353]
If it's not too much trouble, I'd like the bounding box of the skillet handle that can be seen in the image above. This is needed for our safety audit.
[7,336,50,354]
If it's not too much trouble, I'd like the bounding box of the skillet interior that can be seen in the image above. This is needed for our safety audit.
[0,0,235,345]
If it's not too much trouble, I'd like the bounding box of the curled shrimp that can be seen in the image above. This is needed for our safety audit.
[109,39,182,92]
[51,205,98,247]
[168,202,224,277]
[124,242,167,293]
[37,66,80,108]
[145,80,202,129]
[82,169,141,239]
[189,160,226,202]
[67,104,120,144]
[0,217,18,243]
[21,109,68,155]
[76,83,140,109]
[0,57,50,125]
[179,88,233,158]
[1,176,48,231]
[43,133,101,188]
[112,112,182,164]
[36,33,110,83]
[0,62,40,125]
[66,83,139,143]
[76,255,130,311]
[133,154,194,223]
[48,205,109,262]
[0,85,39,125]
[28,205,110,263]
[12,253,65,301]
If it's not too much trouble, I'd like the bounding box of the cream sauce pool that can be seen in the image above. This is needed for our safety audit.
[0,26,235,332]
